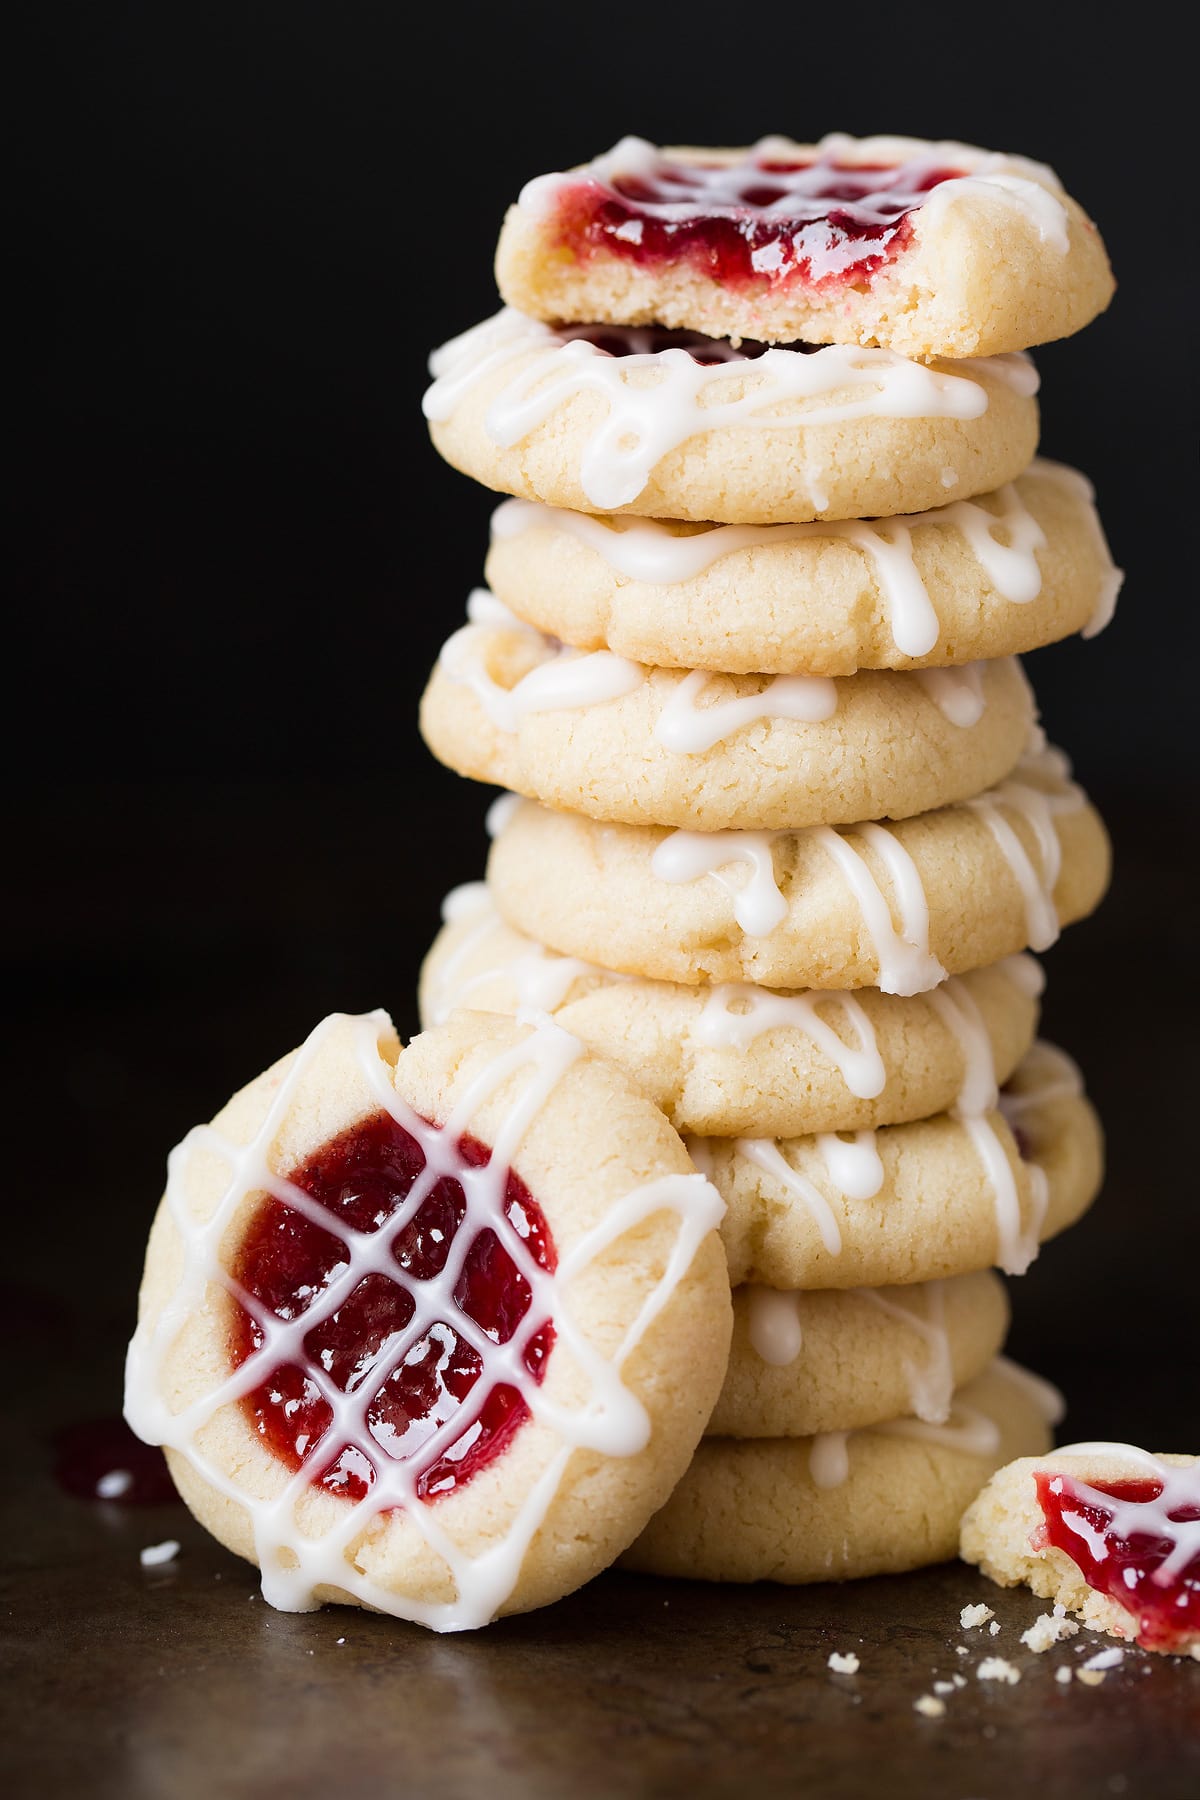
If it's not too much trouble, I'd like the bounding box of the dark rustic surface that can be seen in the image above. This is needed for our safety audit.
[5,786,1199,1800]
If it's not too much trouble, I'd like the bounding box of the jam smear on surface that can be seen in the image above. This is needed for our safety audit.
[1034,1470,1200,1650]
[229,1114,556,1505]
[555,152,966,292]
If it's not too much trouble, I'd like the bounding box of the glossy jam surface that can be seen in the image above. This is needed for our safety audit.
[54,1417,178,1504]
[555,151,965,291]
[230,1113,555,1505]
[1034,1471,1200,1650]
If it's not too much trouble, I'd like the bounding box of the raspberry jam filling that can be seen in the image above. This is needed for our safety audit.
[229,1113,555,1505]
[1034,1470,1200,1650]
[554,149,966,292]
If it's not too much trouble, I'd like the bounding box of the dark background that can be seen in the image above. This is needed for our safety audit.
[12,2,1198,1442]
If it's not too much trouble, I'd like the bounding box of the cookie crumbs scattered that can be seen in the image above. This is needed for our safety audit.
[914,1695,946,1718]
[96,1469,132,1499]
[988,1620,1001,1636]
[977,1656,1021,1685]
[953,1674,967,1689]
[1076,1668,1107,1687]
[1083,1648,1124,1672]
[828,1652,860,1674]
[933,1680,956,1696]
[955,1645,970,1656]
[139,1540,180,1568]
[960,1603,995,1629]
[1022,1610,1081,1653]
[1055,1666,1073,1685]
[336,1637,346,1646]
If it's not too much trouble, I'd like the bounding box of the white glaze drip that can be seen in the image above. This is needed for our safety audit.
[805,1356,1053,1489]
[1031,461,1124,638]
[426,895,607,1027]
[124,1010,724,1632]
[650,829,787,935]
[695,986,885,1098]
[439,601,642,733]
[967,744,1085,954]
[914,663,987,727]
[729,1137,843,1257]
[426,310,1012,513]
[1039,1446,1200,1590]
[809,1431,851,1488]
[484,792,522,839]
[813,821,948,995]
[816,1131,884,1199]
[859,1281,954,1423]
[653,667,838,753]
[745,1288,805,1367]
[491,464,1066,660]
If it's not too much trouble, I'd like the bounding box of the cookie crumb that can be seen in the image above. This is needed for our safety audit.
[955,1645,970,1656]
[1083,1648,1124,1672]
[960,1603,995,1629]
[336,1637,345,1645]
[1022,1611,1081,1653]
[96,1469,132,1499]
[1076,1668,1107,1687]
[988,1620,1001,1636]
[828,1652,860,1674]
[1055,1666,1073,1685]
[977,1656,1021,1685]
[914,1694,946,1718]
[933,1680,956,1696]
[139,1540,180,1568]
[953,1674,967,1689]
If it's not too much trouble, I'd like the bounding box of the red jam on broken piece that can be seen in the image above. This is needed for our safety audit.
[1034,1470,1200,1651]
[554,149,966,292]
[229,1113,555,1506]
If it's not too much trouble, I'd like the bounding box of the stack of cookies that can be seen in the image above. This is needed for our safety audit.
[419,133,1118,1584]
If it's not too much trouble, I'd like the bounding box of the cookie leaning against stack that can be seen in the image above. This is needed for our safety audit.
[419,131,1119,1589]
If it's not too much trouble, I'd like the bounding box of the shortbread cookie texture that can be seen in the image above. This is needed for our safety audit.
[496,135,1114,358]
[706,1044,1103,1288]
[623,1359,1060,1585]
[421,607,1035,831]
[961,1448,1200,1657]
[485,460,1122,676]
[420,889,1042,1139]
[423,311,1039,523]
[124,1009,731,1630]
[486,749,1110,991]
[710,1269,1008,1439]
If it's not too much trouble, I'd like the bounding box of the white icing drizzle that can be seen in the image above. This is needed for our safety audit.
[425,309,1015,513]
[809,1431,851,1489]
[491,466,1062,660]
[426,891,607,1026]
[519,134,1070,257]
[859,1281,954,1423]
[653,667,838,753]
[745,1288,805,1366]
[927,974,1043,1276]
[650,829,788,935]
[484,792,522,839]
[438,600,642,733]
[695,986,885,1098]
[729,1136,843,1257]
[967,745,1085,954]
[805,1357,1063,1490]
[914,663,987,727]
[811,821,948,996]
[444,599,844,752]
[124,1010,724,1632]
[744,1277,951,1423]
[816,1130,884,1199]
[1039,1445,1200,1590]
